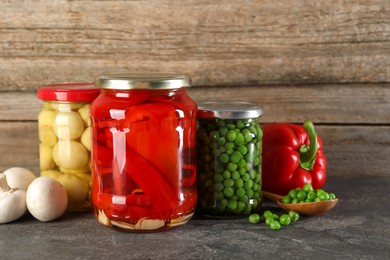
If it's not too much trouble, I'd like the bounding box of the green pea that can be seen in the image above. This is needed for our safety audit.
[238,168,246,175]
[215,173,224,183]
[230,151,243,163]
[316,189,325,197]
[225,142,235,150]
[239,194,249,203]
[236,120,245,129]
[222,170,231,179]
[253,156,260,166]
[288,211,299,222]
[272,214,279,220]
[279,214,291,226]
[235,179,244,188]
[217,137,226,145]
[227,130,237,141]
[288,189,297,199]
[244,179,254,190]
[226,123,235,130]
[329,193,336,200]
[215,182,224,192]
[219,126,228,137]
[265,217,274,226]
[243,204,252,215]
[232,171,240,180]
[263,210,273,218]
[307,190,317,200]
[237,158,247,169]
[242,173,250,181]
[249,125,257,135]
[215,192,224,200]
[282,195,291,204]
[223,187,234,198]
[246,189,254,198]
[242,129,253,143]
[303,183,314,192]
[219,199,228,210]
[297,190,307,201]
[237,145,248,155]
[236,187,246,197]
[223,179,235,187]
[227,162,237,172]
[227,200,237,210]
[270,220,281,230]
[319,192,330,201]
[234,133,245,145]
[237,201,246,212]
[249,214,261,224]
[218,154,229,164]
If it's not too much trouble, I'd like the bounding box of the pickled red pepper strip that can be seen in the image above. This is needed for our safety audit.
[125,147,179,214]
[124,103,180,193]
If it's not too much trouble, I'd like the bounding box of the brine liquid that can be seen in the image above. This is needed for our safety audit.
[90,89,197,230]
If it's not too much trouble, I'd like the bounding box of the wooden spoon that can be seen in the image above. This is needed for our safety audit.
[262,191,338,216]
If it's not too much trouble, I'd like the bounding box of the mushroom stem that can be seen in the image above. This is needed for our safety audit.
[0,173,11,193]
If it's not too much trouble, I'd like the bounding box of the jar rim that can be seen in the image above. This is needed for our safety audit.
[96,73,190,90]
[37,83,100,102]
[197,101,264,119]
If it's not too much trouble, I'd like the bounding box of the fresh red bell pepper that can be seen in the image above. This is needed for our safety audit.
[262,120,326,195]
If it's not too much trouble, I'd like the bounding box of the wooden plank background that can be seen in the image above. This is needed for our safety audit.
[0,0,389,177]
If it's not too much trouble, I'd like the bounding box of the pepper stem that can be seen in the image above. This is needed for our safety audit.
[299,120,318,171]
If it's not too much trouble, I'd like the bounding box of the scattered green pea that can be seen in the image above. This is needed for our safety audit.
[279,214,291,226]
[270,220,281,230]
[249,214,261,224]
[265,216,274,226]
[288,211,299,222]
[263,210,273,218]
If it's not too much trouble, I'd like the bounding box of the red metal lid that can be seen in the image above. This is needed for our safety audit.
[37,83,100,102]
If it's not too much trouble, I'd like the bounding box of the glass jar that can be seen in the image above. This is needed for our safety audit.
[37,83,100,211]
[196,101,263,217]
[90,73,197,232]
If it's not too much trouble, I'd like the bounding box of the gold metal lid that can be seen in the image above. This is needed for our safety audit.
[96,73,190,90]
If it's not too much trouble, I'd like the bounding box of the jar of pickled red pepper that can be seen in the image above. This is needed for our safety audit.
[90,73,198,232]
[196,101,263,217]
[37,83,100,211]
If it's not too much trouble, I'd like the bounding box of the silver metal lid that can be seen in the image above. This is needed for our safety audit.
[197,101,264,119]
[96,73,190,90]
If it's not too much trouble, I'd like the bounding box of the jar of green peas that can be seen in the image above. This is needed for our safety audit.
[196,101,263,217]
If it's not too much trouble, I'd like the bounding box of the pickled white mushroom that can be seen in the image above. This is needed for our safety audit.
[81,127,91,151]
[53,112,84,140]
[38,110,56,127]
[39,144,55,170]
[59,168,91,184]
[39,126,58,147]
[78,105,91,126]
[52,140,89,170]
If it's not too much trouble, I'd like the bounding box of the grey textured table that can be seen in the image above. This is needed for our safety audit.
[1,176,389,260]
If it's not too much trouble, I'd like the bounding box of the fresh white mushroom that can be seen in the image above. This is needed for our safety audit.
[26,176,68,222]
[0,173,27,224]
[3,167,36,191]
